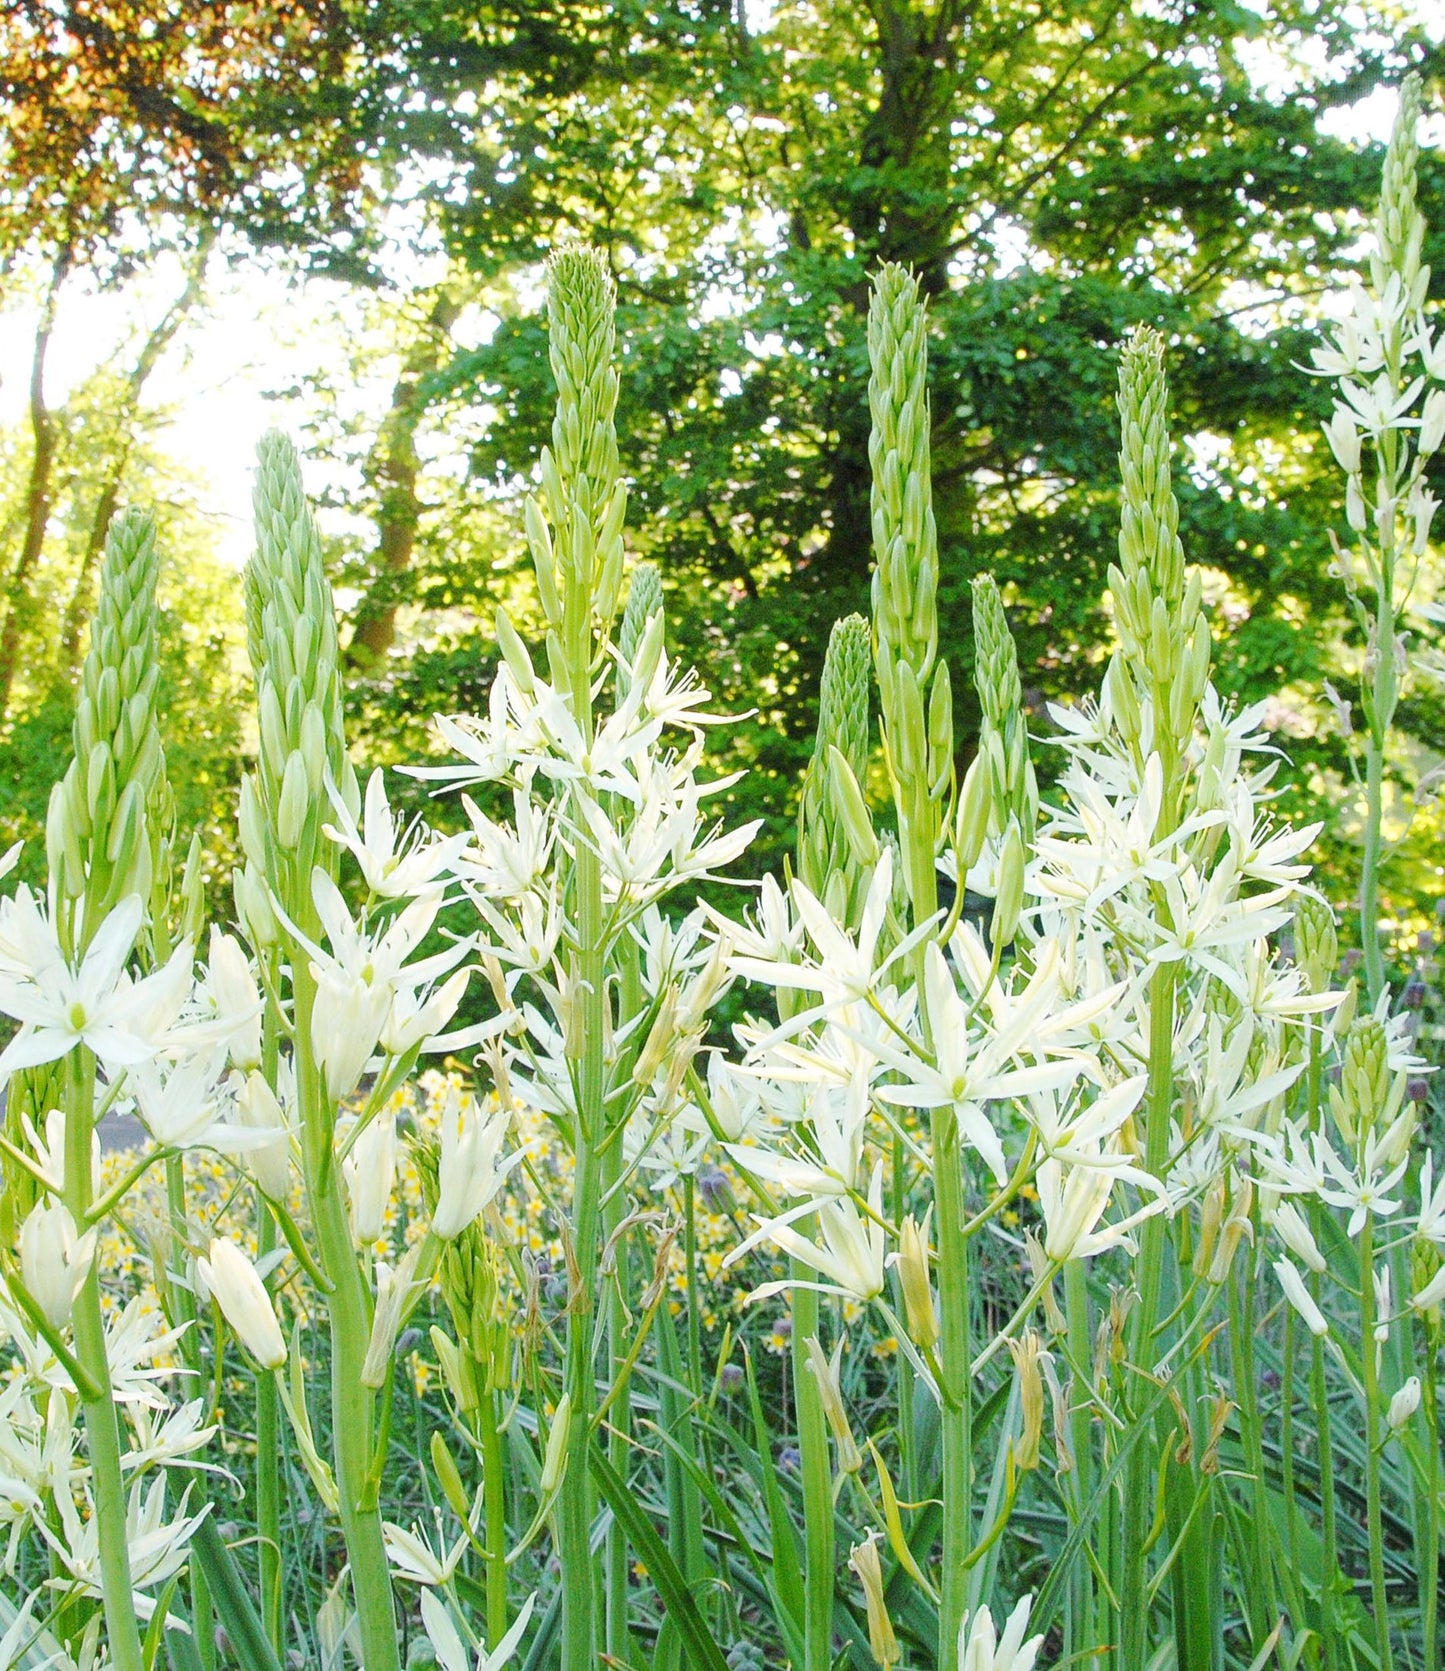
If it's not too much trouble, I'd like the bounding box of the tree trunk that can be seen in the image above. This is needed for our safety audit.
[58,235,213,677]
[346,287,462,670]
[821,0,963,585]
[0,243,73,721]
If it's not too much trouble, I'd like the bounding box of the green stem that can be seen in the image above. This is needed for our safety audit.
[1309,1271,1341,1671]
[891,1128,917,1501]
[792,1270,833,1671]
[255,1193,283,1651]
[560,826,605,1671]
[65,1048,145,1671]
[602,1117,631,1662]
[294,962,399,1671]
[1358,1216,1394,1671]
[1064,1258,1098,1671]
[1423,1336,1440,1670]
[1229,1256,1279,1643]
[480,1390,509,1650]
[1119,960,1177,1666]
[933,1099,972,1661]
[1361,728,1388,1005]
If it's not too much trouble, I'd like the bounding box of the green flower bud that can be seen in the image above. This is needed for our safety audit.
[430,1431,472,1525]
[990,818,1026,950]
[1373,74,1424,298]
[1331,1016,1394,1148]
[51,506,172,949]
[1113,327,1208,729]
[827,746,879,870]
[618,561,665,693]
[246,431,350,900]
[495,606,538,696]
[1293,895,1338,994]
[537,248,626,684]
[868,265,939,717]
[926,661,954,803]
[798,614,874,923]
[277,751,311,850]
[954,755,989,876]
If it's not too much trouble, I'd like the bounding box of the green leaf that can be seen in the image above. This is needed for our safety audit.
[590,1447,734,1671]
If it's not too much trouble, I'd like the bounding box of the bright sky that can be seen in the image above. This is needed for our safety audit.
[0,48,1438,571]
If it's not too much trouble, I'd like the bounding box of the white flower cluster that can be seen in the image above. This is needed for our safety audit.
[719,670,1336,1318]
[412,627,758,1180]
[0,1291,209,1655]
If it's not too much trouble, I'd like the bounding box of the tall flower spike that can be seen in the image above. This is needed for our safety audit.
[1373,73,1425,308]
[867,266,953,914]
[971,575,1037,839]
[48,506,167,946]
[1109,327,1211,751]
[245,432,355,905]
[616,561,664,702]
[526,246,627,694]
[798,613,874,926]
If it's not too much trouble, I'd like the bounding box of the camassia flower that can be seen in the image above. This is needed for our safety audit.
[325,768,471,899]
[728,1161,888,1303]
[1036,1139,1165,1264]
[430,1087,523,1239]
[872,944,1088,1186]
[284,869,471,1100]
[18,1201,96,1330]
[196,1237,286,1370]
[957,1595,1046,1671]
[420,1588,535,1671]
[0,892,191,1075]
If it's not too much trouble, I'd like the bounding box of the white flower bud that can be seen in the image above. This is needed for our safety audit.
[342,1112,397,1247]
[1420,389,1445,457]
[1323,407,1361,474]
[431,1090,521,1241]
[209,929,263,1071]
[234,1070,292,1200]
[1413,1264,1445,1311]
[313,968,391,1102]
[1273,1258,1329,1338]
[1346,474,1368,533]
[234,864,279,949]
[1388,1376,1422,1431]
[198,1236,286,1370]
[1271,1202,1325,1274]
[361,1246,421,1388]
[1408,482,1439,555]
[19,1201,96,1330]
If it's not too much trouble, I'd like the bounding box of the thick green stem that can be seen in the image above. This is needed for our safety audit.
[1229,1259,1278,1642]
[1358,1217,1394,1671]
[294,963,399,1671]
[480,1391,509,1650]
[1360,728,1388,1005]
[559,827,605,1671]
[65,1049,145,1671]
[791,1272,834,1671]
[933,1100,972,1660]
[1064,1258,1098,1671]
[1119,959,1177,1665]
[602,1132,630,1661]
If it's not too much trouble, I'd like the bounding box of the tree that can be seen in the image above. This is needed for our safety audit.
[292,2,1439,892]
[0,1,370,720]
